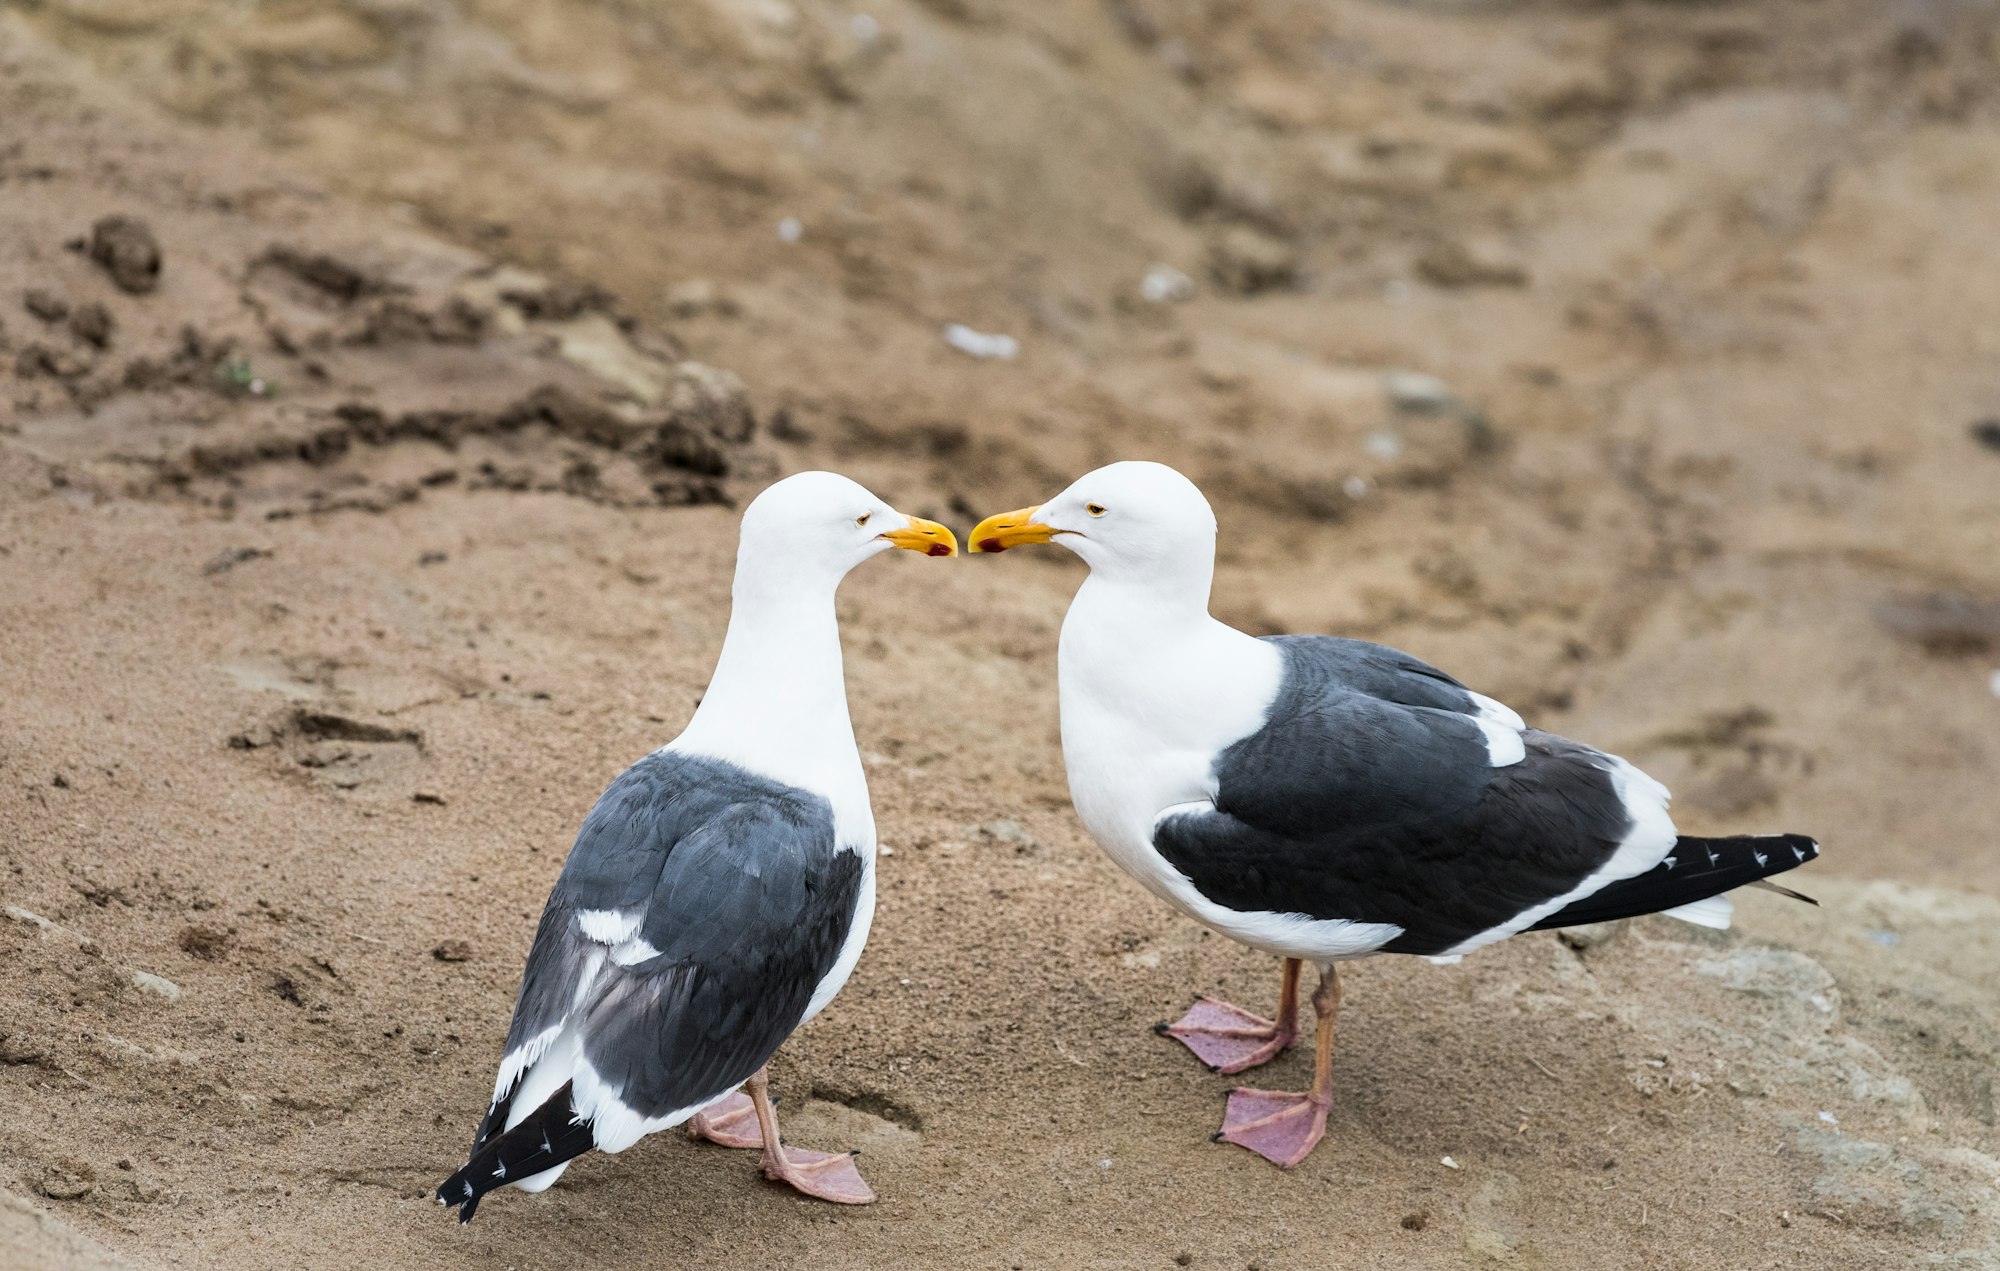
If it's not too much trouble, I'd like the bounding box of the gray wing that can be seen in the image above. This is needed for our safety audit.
[473,752,864,1148]
[1153,635,1645,955]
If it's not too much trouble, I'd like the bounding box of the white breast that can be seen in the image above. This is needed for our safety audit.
[1056,592,1280,908]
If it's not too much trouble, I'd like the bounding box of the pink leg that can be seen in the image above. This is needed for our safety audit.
[1217,964,1340,1169]
[1158,957,1302,1074]
[741,1068,875,1205]
[687,1091,762,1149]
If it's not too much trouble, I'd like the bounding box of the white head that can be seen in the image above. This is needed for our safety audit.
[735,471,956,595]
[968,460,1218,598]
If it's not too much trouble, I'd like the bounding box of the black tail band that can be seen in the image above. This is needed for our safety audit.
[436,1082,595,1224]
[1530,833,1819,932]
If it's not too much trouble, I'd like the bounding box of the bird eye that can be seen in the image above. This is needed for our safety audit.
[1086,503,1106,517]
[856,513,871,526]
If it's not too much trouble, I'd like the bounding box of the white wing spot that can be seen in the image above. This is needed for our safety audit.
[492,1162,507,1179]
[609,936,661,967]
[1754,850,1768,866]
[577,909,640,944]
[1474,716,1526,767]
[1792,845,1806,861]
[1663,856,1677,870]
[1468,691,1526,731]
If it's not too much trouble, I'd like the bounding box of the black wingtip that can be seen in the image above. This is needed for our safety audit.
[435,1177,480,1225]
[1750,878,1819,906]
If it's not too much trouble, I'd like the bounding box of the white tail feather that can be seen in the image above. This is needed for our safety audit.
[1661,894,1734,930]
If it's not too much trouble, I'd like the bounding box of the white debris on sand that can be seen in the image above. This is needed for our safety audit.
[129,971,182,1001]
[1364,431,1403,460]
[944,323,1019,360]
[1140,264,1194,303]
[777,216,803,243]
[1383,370,1454,412]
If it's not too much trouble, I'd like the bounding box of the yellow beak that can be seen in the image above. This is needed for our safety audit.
[968,506,1054,554]
[879,515,959,557]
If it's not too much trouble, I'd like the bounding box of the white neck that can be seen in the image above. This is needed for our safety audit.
[669,564,865,804]
[1058,566,1277,751]
[1054,556,1283,917]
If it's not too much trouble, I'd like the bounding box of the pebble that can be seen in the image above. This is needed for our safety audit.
[777,217,803,243]
[1383,370,1454,413]
[130,971,183,1001]
[84,214,162,294]
[1206,226,1299,295]
[971,819,1037,851]
[1140,264,1195,304]
[1364,431,1403,460]
[944,323,1019,360]
[39,1163,95,1201]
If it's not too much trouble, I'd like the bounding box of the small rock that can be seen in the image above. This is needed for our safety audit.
[1416,238,1528,289]
[943,323,1020,360]
[130,971,183,1001]
[39,1162,95,1201]
[1558,922,1622,952]
[4,905,99,953]
[971,819,1038,852]
[412,791,447,806]
[178,924,235,961]
[665,361,755,444]
[23,288,69,322]
[1206,226,1300,295]
[664,279,741,319]
[1874,591,2000,657]
[1970,419,2000,453]
[1383,371,1455,414]
[1401,1211,1429,1231]
[1140,263,1195,304]
[14,342,86,379]
[84,215,162,294]
[68,302,114,348]
[201,546,273,577]
[432,939,472,963]
[0,1032,48,1065]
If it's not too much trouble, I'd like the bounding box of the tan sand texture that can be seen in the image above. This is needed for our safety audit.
[3,2,1998,1266]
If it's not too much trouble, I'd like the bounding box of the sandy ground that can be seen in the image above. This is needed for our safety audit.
[3,2,1999,1267]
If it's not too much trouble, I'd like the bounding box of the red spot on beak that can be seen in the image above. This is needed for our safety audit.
[926,543,952,557]
[978,538,1005,553]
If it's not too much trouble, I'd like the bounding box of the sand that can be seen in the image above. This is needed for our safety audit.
[2,3,1998,1267]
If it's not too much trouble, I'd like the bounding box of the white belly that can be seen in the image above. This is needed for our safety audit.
[805,850,874,1019]
[1057,603,1404,962]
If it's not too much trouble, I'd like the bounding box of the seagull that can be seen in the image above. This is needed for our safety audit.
[437,472,955,1221]
[969,460,1817,1169]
